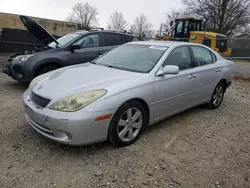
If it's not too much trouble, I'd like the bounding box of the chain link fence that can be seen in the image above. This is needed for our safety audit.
[227,37,250,61]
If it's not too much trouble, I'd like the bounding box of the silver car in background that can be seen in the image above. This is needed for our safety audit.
[23,41,235,147]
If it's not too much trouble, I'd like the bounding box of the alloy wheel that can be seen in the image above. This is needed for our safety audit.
[117,108,143,142]
[212,85,224,107]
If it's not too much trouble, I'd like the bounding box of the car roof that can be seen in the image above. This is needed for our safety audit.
[73,30,88,34]
[73,30,137,37]
[128,40,190,47]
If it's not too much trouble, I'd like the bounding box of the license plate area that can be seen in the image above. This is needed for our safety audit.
[25,104,46,126]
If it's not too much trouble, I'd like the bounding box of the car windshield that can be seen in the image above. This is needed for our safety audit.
[48,33,81,48]
[95,44,167,73]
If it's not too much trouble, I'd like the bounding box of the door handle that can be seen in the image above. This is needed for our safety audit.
[215,68,221,73]
[189,74,196,79]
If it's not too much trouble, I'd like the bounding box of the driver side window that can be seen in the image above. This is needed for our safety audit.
[163,46,192,70]
[73,34,100,48]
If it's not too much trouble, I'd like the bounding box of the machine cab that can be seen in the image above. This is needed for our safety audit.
[172,18,205,40]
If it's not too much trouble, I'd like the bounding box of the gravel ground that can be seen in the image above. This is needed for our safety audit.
[0,56,250,188]
[234,61,250,78]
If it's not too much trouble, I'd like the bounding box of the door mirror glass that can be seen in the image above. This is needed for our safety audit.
[157,65,179,76]
[70,44,81,51]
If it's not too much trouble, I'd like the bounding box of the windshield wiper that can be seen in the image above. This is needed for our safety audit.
[90,61,96,64]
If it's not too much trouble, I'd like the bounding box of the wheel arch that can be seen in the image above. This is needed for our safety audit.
[34,62,62,76]
[219,79,228,88]
[117,98,150,123]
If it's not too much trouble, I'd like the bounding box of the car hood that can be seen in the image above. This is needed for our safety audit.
[32,63,143,100]
[20,15,59,45]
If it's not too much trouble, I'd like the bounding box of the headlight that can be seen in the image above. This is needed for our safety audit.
[15,55,34,62]
[49,89,107,112]
[29,75,42,90]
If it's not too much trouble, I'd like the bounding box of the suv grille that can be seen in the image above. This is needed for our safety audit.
[30,92,51,108]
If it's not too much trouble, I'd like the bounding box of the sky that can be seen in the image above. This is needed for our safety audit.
[0,0,183,30]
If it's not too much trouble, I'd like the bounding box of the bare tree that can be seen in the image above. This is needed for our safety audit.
[182,0,250,36]
[67,2,99,30]
[163,9,182,34]
[237,24,250,36]
[107,11,128,30]
[131,14,153,38]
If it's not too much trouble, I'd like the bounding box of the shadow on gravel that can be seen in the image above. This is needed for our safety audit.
[3,80,28,91]
[33,133,116,155]
[144,106,204,134]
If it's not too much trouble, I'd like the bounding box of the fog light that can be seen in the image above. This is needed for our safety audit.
[16,73,24,78]
[65,132,72,139]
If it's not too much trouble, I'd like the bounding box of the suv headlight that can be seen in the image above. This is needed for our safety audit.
[16,55,34,62]
[49,89,107,112]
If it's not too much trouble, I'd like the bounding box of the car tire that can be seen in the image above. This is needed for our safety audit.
[208,81,226,109]
[108,100,148,147]
[36,64,60,76]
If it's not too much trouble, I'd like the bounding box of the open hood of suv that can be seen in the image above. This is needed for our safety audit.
[19,15,59,45]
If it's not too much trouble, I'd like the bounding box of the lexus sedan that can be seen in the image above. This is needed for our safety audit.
[23,41,235,147]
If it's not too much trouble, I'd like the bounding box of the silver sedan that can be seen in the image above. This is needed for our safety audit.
[23,41,235,147]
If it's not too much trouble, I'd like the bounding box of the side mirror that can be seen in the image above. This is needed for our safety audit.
[156,65,179,76]
[70,44,81,52]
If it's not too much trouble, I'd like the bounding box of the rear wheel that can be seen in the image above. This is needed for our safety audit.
[108,101,148,147]
[208,82,226,109]
[36,64,60,76]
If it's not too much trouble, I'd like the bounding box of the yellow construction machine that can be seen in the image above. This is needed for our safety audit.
[155,18,232,56]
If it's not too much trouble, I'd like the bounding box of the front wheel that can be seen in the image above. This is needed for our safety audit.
[108,101,148,147]
[208,82,226,109]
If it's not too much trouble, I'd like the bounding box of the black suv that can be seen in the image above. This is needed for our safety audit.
[2,16,139,83]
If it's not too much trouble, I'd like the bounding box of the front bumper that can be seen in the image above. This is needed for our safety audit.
[2,61,32,83]
[23,90,115,145]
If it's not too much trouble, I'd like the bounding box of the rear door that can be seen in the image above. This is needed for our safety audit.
[189,45,223,103]
[68,33,103,65]
[102,32,124,53]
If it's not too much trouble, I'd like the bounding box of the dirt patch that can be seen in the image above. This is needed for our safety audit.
[0,73,250,188]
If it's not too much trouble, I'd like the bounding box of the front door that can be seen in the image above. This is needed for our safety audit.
[153,46,198,121]
[69,33,104,65]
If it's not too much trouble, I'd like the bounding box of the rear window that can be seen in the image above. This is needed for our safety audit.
[103,33,123,46]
